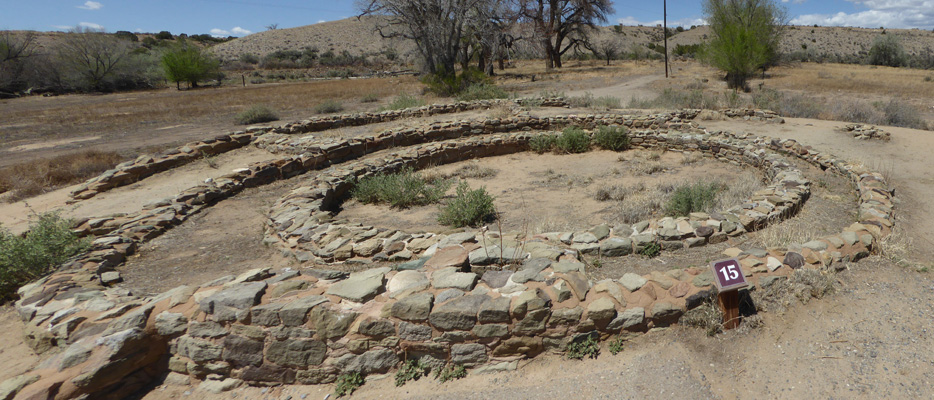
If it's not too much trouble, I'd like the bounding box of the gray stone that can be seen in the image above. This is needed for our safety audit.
[101,271,122,285]
[250,303,283,326]
[511,290,548,317]
[177,336,223,362]
[279,295,328,326]
[631,234,656,250]
[473,360,518,374]
[398,321,433,341]
[561,271,591,301]
[59,340,94,370]
[223,335,265,367]
[438,232,477,248]
[435,289,464,304]
[572,232,598,244]
[593,280,626,305]
[600,237,632,256]
[155,312,188,336]
[586,297,617,321]
[759,275,787,289]
[335,348,399,375]
[590,224,611,241]
[742,248,768,258]
[478,296,511,323]
[841,231,859,246]
[607,307,644,331]
[619,273,648,291]
[469,246,528,265]
[651,302,684,325]
[270,280,309,298]
[784,252,805,269]
[553,261,585,274]
[305,269,347,280]
[552,280,572,302]
[391,292,434,322]
[513,308,550,335]
[103,304,153,335]
[480,270,513,289]
[396,257,430,271]
[265,269,300,284]
[357,318,396,338]
[0,374,39,400]
[200,282,267,314]
[387,270,429,297]
[633,221,650,233]
[198,378,242,394]
[229,268,273,285]
[429,294,489,331]
[472,324,509,338]
[451,343,488,366]
[692,271,715,287]
[438,331,472,343]
[310,308,358,339]
[325,269,386,303]
[803,240,829,251]
[266,339,327,368]
[188,321,228,338]
[431,267,478,291]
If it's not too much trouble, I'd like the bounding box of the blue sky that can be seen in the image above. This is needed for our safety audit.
[2,1,933,37]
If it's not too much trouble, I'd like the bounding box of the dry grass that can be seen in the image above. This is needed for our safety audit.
[751,216,819,248]
[0,150,124,201]
[753,268,837,313]
[765,63,934,100]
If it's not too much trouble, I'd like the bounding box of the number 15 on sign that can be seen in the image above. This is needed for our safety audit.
[710,258,748,292]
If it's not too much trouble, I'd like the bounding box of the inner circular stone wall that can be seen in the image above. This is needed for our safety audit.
[7,104,894,400]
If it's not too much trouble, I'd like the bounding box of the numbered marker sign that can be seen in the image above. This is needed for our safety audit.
[710,258,748,292]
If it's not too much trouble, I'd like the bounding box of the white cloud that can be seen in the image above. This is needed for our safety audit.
[782,0,807,4]
[792,1,934,29]
[78,22,104,30]
[617,16,706,28]
[210,27,252,37]
[77,1,103,10]
[317,20,326,23]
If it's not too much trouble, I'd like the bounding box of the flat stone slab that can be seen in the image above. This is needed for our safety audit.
[429,294,489,331]
[431,267,478,291]
[387,270,429,297]
[619,273,647,292]
[325,269,388,303]
[199,282,267,314]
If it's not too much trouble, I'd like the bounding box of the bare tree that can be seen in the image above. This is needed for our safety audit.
[56,27,134,91]
[266,23,279,30]
[520,0,614,69]
[590,33,622,65]
[0,31,37,94]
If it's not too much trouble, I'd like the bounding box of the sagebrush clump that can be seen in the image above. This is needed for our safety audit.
[437,181,496,227]
[592,125,630,151]
[315,99,345,114]
[555,126,591,153]
[235,105,279,125]
[0,213,89,301]
[352,167,452,209]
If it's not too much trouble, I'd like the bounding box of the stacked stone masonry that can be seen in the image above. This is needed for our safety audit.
[6,104,891,400]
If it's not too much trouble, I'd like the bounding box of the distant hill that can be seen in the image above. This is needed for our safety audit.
[211,17,934,64]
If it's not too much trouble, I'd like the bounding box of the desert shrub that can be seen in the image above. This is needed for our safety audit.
[154,31,173,40]
[239,53,259,64]
[315,99,344,114]
[630,88,720,110]
[868,34,907,67]
[423,67,489,97]
[555,127,591,154]
[0,150,124,201]
[435,364,467,382]
[326,69,354,79]
[235,105,279,125]
[569,93,621,110]
[448,164,497,179]
[592,125,629,151]
[395,359,431,386]
[529,134,558,154]
[360,93,380,103]
[353,167,453,209]
[751,88,820,118]
[881,99,927,129]
[455,82,508,101]
[566,335,599,360]
[438,181,496,227]
[681,293,723,336]
[379,93,425,111]
[333,372,364,398]
[0,213,90,301]
[114,31,139,42]
[665,182,723,217]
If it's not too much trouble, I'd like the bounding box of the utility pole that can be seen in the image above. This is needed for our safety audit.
[664,0,669,78]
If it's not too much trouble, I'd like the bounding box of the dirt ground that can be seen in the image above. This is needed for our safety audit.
[3,66,934,399]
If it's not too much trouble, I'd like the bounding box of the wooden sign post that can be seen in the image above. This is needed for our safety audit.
[710,258,748,330]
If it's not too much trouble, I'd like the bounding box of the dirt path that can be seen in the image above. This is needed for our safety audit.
[565,73,664,102]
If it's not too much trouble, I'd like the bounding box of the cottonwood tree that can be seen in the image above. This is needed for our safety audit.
[55,27,135,91]
[701,0,787,90]
[520,0,613,69]
[161,40,222,89]
[0,31,37,94]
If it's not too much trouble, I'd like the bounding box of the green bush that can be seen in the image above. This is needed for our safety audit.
[0,213,89,301]
[868,34,908,67]
[155,31,173,40]
[239,53,259,64]
[592,125,630,151]
[395,359,430,387]
[438,181,496,227]
[422,67,490,97]
[379,93,425,111]
[566,335,600,360]
[665,182,723,217]
[235,105,279,125]
[161,41,222,88]
[455,82,508,101]
[334,372,365,397]
[555,127,591,154]
[315,99,344,114]
[353,167,453,209]
[529,134,557,154]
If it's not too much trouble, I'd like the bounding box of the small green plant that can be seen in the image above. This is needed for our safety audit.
[315,99,345,114]
[361,93,380,103]
[379,93,425,111]
[639,242,661,258]
[664,182,723,217]
[234,105,279,125]
[592,125,630,151]
[455,82,509,101]
[395,359,431,387]
[555,127,591,154]
[352,167,453,209]
[0,213,90,301]
[334,372,365,397]
[435,364,468,383]
[437,181,497,228]
[608,336,625,355]
[529,134,557,154]
[566,335,600,360]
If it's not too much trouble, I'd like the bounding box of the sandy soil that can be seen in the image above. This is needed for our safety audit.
[339,150,757,234]
[0,306,40,383]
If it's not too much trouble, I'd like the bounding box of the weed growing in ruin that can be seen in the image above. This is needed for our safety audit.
[592,125,630,151]
[360,93,380,103]
[200,151,219,169]
[568,92,621,110]
[352,167,453,209]
[752,268,837,313]
[681,295,724,336]
[379,93,425,111]
[566,335,600,360]
[0,213,90,301]
[438,181,496,227]
[395,359,431,387]
[234,104,279,125]
[315,99,345,114]
[529,134,558,154]
[639,242,661,258]
[435,364,468,383]
[334,372,365,397]
[664,182,723,217]
[555,127,591,154]
[608,336,626,355]
[447,163,498,179]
